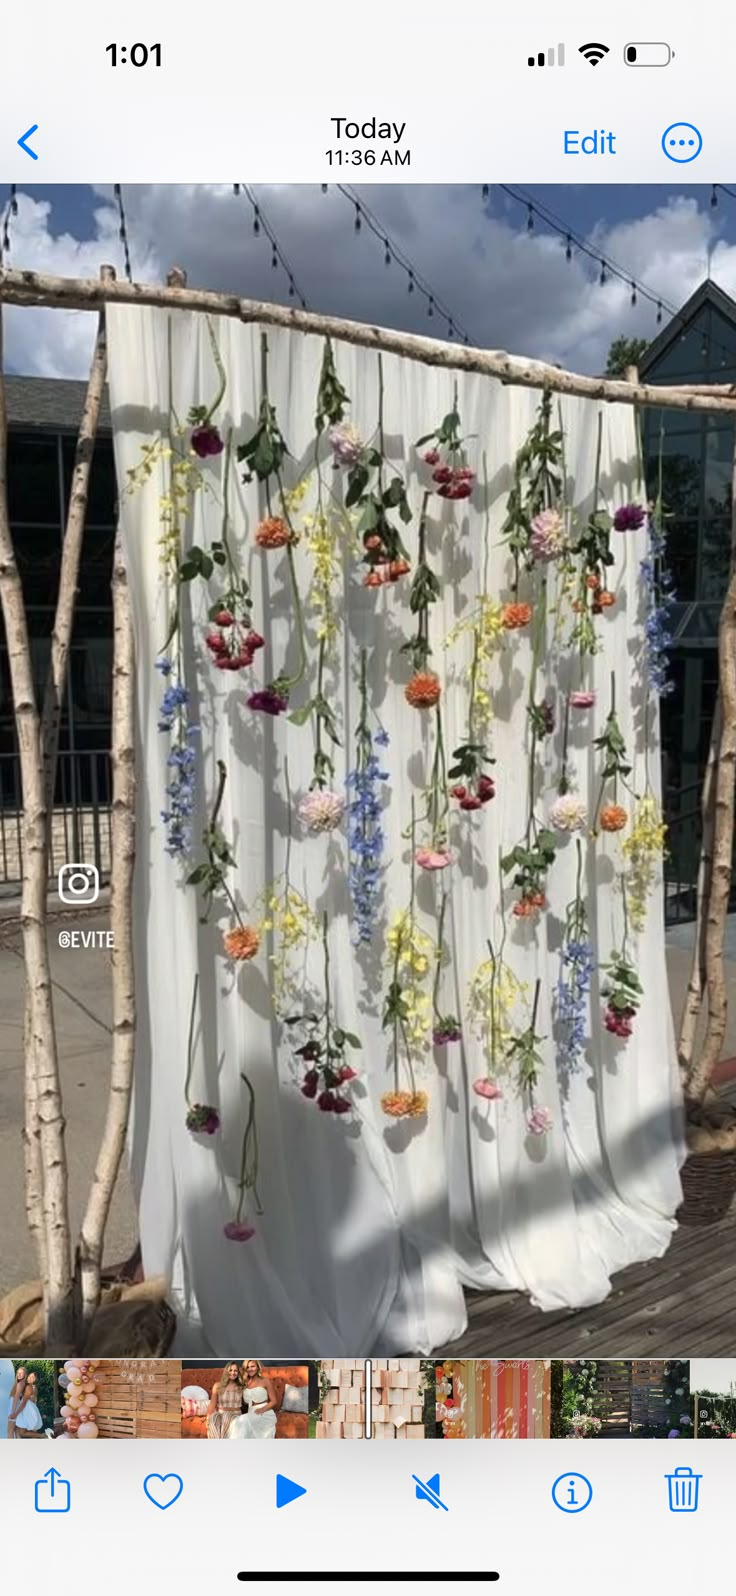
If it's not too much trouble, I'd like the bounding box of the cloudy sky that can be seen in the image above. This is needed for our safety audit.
[4,182,736,378]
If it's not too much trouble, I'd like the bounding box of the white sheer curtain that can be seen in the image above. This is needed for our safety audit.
[107,306,684,1354]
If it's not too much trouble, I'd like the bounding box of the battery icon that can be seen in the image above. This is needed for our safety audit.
[624,42,673,66]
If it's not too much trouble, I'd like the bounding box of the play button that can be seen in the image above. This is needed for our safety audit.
[276,1473,307,1509]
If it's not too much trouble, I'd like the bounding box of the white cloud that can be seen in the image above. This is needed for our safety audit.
[4,185,736,380]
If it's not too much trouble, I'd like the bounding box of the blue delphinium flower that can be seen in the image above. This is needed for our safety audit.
[556,936,595,1087]
[640,508,675,698]
[157,657,199,857]
[346,734,389,944]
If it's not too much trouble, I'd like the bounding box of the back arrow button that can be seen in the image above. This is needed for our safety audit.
[18,124,39,160]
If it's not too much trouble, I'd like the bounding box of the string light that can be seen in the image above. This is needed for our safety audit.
[329,184,471,342]
[235,184,308,309]
[113,184,133,283]
[497,183,736,363]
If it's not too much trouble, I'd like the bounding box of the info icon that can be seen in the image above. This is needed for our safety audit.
[551,1472,593,1513]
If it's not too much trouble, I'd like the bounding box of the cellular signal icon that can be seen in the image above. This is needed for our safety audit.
[579,42,610,65]
[527,44,566,66]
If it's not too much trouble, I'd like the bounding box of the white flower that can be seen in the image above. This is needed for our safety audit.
[549,793,588,832]
[298,789,345,834]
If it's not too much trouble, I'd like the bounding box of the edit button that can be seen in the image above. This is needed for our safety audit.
[564,130,617,155]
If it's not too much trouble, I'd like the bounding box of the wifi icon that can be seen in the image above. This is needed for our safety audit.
[579,42,610,65]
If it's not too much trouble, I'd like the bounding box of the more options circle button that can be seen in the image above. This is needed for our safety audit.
[661,122,703,162]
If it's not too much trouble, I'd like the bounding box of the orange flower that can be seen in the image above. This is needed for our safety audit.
[223,925,260,960]
[386,559,411,581]
[381,1089,429,1119]
[597,589,616,608]
[502,602,533,630]
[255,516,291,550]
[512,898,537,918]
[405,671,442,708]
[363,570,384,588]
[365,534,383,551]
[586,574,600,590]
[600,803,628,833]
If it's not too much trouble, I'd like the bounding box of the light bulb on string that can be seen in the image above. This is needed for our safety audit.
[657,302,663,325]
[482,184,489,199]
[289,278,295,298]
[630,282,637,307]
[271,246,278,269]
[711,185,718,207]
[354,203,362,232]
[253,207,260,236]
[527,204,534,232]
[384,239,391,265]
[565,235,572,262]
[321,183,328,193]
[599,262,607,286]
[408,270,414,294]
[427,295,434,318]
[233,184,241,196]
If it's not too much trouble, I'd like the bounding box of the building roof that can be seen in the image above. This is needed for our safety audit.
[640,277,736,376]
[4,374,112,432]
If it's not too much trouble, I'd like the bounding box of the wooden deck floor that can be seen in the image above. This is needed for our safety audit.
[435,1207,736,1357]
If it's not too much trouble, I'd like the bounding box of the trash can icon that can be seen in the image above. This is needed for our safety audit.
[665,1466,702,1513]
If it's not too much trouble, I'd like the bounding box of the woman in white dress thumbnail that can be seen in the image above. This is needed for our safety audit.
[228,1361,278,1440]
[8,1369,44,1437]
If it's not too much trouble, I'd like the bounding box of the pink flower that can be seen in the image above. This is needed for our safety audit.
[223,1220,256,1242]
[530,508,566,562]
[569,690,595,709]
[473,1078,503,1100]
[328,422,363,466]
[298,789,345,834]
[415,846,454,871]
[527,1106,553,1135]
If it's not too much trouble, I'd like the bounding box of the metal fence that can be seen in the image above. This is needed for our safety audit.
[0,749,112,891]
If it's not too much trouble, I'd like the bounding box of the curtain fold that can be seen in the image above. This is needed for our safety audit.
[108,306,684,1354]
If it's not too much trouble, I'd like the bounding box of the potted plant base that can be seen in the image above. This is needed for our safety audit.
[678,1106,736,1227]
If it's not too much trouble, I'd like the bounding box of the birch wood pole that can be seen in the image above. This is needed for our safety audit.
[3,267,736,417]
[678,707,720,1078]
[0,309,73,1346]
[685,435,736,1105]
[76,527,136,1332]
[20,266,116,1302]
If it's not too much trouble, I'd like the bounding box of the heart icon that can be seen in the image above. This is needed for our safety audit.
[143,1473,184,1510]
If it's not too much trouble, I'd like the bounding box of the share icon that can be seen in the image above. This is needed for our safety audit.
[412,1472,449,1511]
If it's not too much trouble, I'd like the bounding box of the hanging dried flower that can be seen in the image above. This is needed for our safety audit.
[186,1104,221,1135]
[247,686,289,716]
[255,515,291,550]
[473,1077,503,1099]
[549,793,588,833]
[380,1089,429,1119]
[191,422,225,458]
[223,925,261,961]
[613,502,647,532]
[527,1105,553,1135]
[405,670,442,708]
[298,789,346,834]
[416,389,476,502]
[529,507,566,563]
[600,803,628,833]
[328,421,363,466]
[502,602,533,630]
[223,1220,256,1242]
[415,847,454,871]
[433,1016,463,1046]
[569,689,595,709]
[622,795,667,932]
